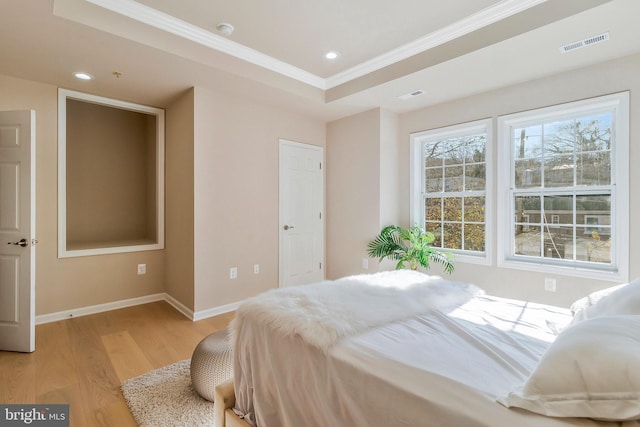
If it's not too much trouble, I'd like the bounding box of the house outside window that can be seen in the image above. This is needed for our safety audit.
[497,92,629,281]
[521,214,531,231]
[410,119,492,264]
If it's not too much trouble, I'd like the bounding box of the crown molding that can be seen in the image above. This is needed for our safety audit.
[85,0,545,91]
[324,0,547,88]
[85,0,327,89]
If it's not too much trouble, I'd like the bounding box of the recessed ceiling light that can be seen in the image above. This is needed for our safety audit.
[324,51,339,60]
[73,72,93,80]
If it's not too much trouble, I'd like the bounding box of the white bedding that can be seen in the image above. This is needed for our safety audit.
[232,276,640,427]
[231,270,480,351]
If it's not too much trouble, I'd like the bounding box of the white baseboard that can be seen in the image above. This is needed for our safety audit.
[36,293,166,325]
[36,293,240,324]
[163,293,195,319]
[193,300,241,321]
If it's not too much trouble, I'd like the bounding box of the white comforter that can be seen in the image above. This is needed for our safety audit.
[232,273,639,427]
[231,270,480,351]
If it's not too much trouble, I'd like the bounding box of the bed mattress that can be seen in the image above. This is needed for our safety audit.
[233,293,638,427]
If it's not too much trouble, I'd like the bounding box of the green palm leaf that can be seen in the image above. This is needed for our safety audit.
[367,225,455,274]
[367,225,406,260]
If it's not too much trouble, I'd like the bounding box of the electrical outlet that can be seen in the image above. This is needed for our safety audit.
[362,258,369,269]
[253,264,260,274]
[137,264,146,275]
[544,277,556,292]
[230,267,237,279]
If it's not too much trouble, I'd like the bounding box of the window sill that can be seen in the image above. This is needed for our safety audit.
[498,257,627,283]
[452,252,491,266]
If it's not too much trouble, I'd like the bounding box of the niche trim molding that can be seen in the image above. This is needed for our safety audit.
[58,89,165,258]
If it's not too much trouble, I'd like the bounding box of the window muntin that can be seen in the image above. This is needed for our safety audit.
[498,92,629,281]
[513,193,612,264]
[410,120,491,263]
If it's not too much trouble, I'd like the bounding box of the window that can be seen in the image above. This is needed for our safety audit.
[410,119,492,264]
[497,92,629,281]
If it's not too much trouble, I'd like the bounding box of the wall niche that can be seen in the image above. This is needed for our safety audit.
[58,89,164,258]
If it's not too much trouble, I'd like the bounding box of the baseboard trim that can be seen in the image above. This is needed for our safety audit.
[36,293,241,324]
[163,293,195,320]
[193,301,241,321]
[36,293,166,325]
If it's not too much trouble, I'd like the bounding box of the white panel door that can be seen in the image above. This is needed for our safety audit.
[279,140,324,287]
[0,110,35,352]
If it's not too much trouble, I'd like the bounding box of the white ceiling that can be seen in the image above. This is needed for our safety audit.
[1,0,639,121]
[133,0,503,79]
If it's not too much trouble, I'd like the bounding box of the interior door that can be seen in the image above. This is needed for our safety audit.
[0,110,36,353]
[279,140,324,287]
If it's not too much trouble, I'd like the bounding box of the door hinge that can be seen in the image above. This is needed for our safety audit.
[319,212,322,219]
[319,262,322,270]
[319,162,322,170]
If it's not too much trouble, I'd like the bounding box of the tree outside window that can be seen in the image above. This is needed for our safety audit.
[411,120,490,259]
[512,115,612,265]
[499,92,629,281]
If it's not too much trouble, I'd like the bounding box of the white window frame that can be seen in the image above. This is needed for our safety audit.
[583,215,608,233]
[497,92,629,282]
[410,119,492,265]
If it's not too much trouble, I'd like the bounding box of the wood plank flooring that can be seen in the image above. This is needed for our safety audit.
[0,301,234,426]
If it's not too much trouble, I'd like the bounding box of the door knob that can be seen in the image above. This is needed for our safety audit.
[283,225,295,231]
[7,238,28,247]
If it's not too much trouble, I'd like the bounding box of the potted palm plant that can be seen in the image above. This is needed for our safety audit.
[367,225,454,273]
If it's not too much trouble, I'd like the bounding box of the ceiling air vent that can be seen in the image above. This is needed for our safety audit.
[559,32,609,53]
[398,90,424,100]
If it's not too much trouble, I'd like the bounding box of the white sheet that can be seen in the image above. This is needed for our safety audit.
[231,270,480,352]
[233,294,640,427]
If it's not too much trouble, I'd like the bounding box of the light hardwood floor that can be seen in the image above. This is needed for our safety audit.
[0,301,234,426]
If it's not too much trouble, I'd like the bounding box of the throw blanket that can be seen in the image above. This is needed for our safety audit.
[231,270,482,352]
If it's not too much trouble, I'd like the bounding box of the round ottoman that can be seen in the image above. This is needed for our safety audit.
[190,329,233,402]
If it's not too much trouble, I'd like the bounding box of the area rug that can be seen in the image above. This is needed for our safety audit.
[121,359,215,426]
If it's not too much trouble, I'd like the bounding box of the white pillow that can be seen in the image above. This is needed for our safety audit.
[498,315,640,421]
[570,278,640,325]
[569,283,627,315]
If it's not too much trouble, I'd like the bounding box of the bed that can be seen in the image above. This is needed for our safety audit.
[214,270,640,427]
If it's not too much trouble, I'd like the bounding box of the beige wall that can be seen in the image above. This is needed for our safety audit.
[192,86,326,311]
[379,109,400,229]
[396,52,640,307]
[325,109,401,278]
[146,114,158,240]
[2,73,326,317]
[66,99,157,246]
[165,88,195,310]
[0,74,165,315]
[8,52,638,316]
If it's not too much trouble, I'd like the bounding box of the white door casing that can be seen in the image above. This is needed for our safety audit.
[279,140,324,287]
[0,110,36,353]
